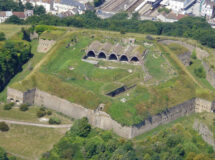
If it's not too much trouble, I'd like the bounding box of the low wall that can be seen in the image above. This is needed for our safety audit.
[6,87,215,138]
[37,39,56,53]
[7,88,24,105]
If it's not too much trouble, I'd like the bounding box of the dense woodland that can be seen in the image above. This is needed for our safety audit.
[0,0,46,14]
[41,118,215,160]
[4,10,215,48]
[0,32,32,91]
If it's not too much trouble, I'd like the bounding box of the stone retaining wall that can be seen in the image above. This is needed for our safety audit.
[7,87,215,138]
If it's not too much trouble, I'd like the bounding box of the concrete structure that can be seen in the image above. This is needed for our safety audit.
[157,13,186,22]
[200,0,215,18]
[7,87,215,138]
[0,11,13,23]
[37,39,56,53]
[54,0,86,14]
[84,41,145,64]
[167,0,196,12]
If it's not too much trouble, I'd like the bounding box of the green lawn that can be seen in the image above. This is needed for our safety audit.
[40,29,66,41]
[0,124,67,160]
[0,24,28,39]
[187,58,214,91]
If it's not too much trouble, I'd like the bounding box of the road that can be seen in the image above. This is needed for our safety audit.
[0,119,72,128]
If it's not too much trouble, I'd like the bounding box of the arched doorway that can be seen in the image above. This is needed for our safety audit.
[98,52,106,59]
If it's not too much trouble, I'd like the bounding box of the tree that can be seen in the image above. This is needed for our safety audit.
[5,15,23,24]
[37,110,46,118]
[0,122,9,132]
[0,32,5,41]
[33,5,46,15]
[21,28,31,42]
[72,117,91,137]
[49,117,61,124]
[19,104,29,111]
[25,2,33,10]
[0,0,18,11]
[194,67,206,78]
[0,147,8,160]
[3,103,14,110]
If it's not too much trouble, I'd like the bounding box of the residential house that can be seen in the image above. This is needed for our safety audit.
[0,11,13,23]
[0,10,33,23]
[13,10,34,19]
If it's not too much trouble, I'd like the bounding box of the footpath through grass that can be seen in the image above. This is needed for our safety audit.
[0,124,67,160]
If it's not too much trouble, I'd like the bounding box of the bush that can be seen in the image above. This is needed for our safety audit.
[3,103,14,110]
[191,51,197,59]
[37,110,46,118]
[0,122,9,132]
[40,107,46,111]
[47,110,52,115]
[49,117,61,125]
[0,32,5,41]
[0,147,8,160]
[194,67,206,78]
[71,117,91,137]
[19,104,29,111]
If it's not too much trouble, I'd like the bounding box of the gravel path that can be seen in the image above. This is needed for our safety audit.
[0,119,72,128]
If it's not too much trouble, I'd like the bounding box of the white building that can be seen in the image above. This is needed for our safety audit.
[54,0,86,14]
[167,0,196,12]
[0,11,13,23]
[200,0,215,18]
[21,0,53,13]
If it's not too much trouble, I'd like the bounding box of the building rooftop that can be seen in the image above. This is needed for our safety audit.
[60,0,86,10]
[87,40,145,58]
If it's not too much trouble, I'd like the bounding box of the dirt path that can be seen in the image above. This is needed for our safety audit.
[0,119,72,128]
[25,30,72,80]
[158,44,203,88]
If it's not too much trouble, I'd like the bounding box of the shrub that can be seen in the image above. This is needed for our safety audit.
[40,107,46,111]
[0,32,5,41]
[191,51,197,59]
[194,67,206,78]
[0,122,9,132]
[37,110,46,118]
[71,117,91,137]
[49,117,61,125]
[47,110,52,115]
[3,103,14,110]
[0,147,8,160]
[19,104,29,111]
